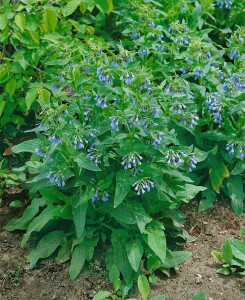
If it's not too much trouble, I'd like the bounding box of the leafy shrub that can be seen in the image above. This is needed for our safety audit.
[3,0,245,297]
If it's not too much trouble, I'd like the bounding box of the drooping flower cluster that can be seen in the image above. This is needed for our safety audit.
[226,143,245,159]
[87,144,101,166]
[48,135,62,144]
[223,73,245,92]
[95,94,107,109]
[109,116,120,131]
[73,137,88,150]
[120,72,135,84]
[152,131,164,146]
[132,179,154,195]
[226,142,235,155]
[96,67,114,85]
[187,154,198,172]
[181,113,199,128]
[121,153,143,170]
[165,150,185,167]
[47,171,65,187]
[193,67,205,79]
[205,93,223,124]
[216,0,233,9]
[170,103,186,115]
[91,191,109,202]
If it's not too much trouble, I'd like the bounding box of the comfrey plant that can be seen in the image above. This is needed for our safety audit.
[5,35,203,298]
[4,0,245,298]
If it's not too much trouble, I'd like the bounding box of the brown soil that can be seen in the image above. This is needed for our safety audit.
[0,202,245,300]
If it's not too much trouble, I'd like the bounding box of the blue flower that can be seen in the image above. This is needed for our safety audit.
[226,143,235,155]
[120,72,135,85]
[132,179,154,195]
[47,172,65,187]
[166,150,185,167]
[109,116,120,131]
[216,0,233,9]
[121,153,143,170]
[193,67,205,79]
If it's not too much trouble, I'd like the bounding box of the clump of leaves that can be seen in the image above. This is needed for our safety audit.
[212,238,245,275]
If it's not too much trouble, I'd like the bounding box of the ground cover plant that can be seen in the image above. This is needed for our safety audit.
[1,0,245,298]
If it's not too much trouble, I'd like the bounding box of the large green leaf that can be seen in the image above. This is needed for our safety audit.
[138,274,150,300]
[111,230,133,285]
[125,239,144,272]
[63,0,82,16]
[114,170,134,208]
[38,88,51,104]
[75,153,101,172]
[21,205,59,247]
[229,238,245,263]
[209,162,229,193]
[176,184,206,203]
[129,201,152,233]
[4,198,46,231]
[29,231,66,269]
[0,14,8,30]
[221,239,233,264]
[227,176,244,217]
[145,228,166,264]
[72,190,88,238]
[6,77,17,96]
[12,139,41,154]
[15,13,26,32]
[198,189,216,212]
[69,238,97,280]
[92,291,112,300]
[109,203,137,224]
[43,8,57,32]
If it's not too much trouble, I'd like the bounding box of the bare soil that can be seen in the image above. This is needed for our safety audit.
[0,200,244,300]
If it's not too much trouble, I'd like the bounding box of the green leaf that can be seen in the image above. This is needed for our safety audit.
[189,291,206,300]
[145,228,166,264]
[72,190,88,238]
[176,184,207,203]
[111,230,133,285]
[64,0,82,17]
[12,139,41,154]
[69,242,86,280]
[97,172,114,189]
[209,162,229,193]
[171,251,192,265]
[75,153,101,171]
[69,238,97,280]
[217,267,230,275]
[211,250,222,263]
[109,203,137,224]
[5,77,17,96]
[149,295,166,300]
[114,170,134,208]
[221,239,233,264]
[109,265,120,283]
[80,2,87,14]
[0,14,8,30]
[9,200,23,207]
[198,189,216,212]
[43,8,57,32]
[15,13,26,32]
[58,240,72,263]
[138,274,150,300]
[96,0,109,13]
[227,176,244,217]
[4,198,46,231]
[125,240,144,272]
[25,88,38,110]
[29,231,66,269]
[107,0,113,14]
[0,101,6,117]
[92,291,112,300]
[129,201,152,233]
[38,88,51,104]
[229,238,245,262]
[21,205,58,247]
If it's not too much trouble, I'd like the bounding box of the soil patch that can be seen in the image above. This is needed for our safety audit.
[0,202,244,300]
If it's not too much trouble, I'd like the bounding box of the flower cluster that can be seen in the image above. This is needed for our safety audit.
[47,171,65,187]
[109,116,120,131]
[96,67,114,84]
[48,135,62,144]
[165,150,185,167]
[91,191,109,202]
[230,49,240,59]
[121,153,143,170]
[132,179,154,195]
[226,142,235,155]
[226,143,245,159]
[74,137,88,150]
[181,113,199,128]
[216,0,233,9]
[87,144,101,165]
[95,94,107,109]
[193,67,205,79]
[205,93,223,124]
[152,131,164,146]
[170,103,186,115]
[120,72,135,84]
[187,154,198,172]
[35,147,46,158]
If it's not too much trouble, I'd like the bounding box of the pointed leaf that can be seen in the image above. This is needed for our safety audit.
[227,176,244,217]
[72,190,88,238]
[221,239,233,264]
[15,13,26,32]
[75,153,101,171]
[138,274,150,300]
[29,231,66,269]
[145,228,166,264]
[92,291,112,300]
[114,170,134,208]
[125,240,144,272]
[209,162,229,193]
[43,8,57,32]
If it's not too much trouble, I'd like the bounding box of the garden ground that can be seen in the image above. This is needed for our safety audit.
[0,197,244,300]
